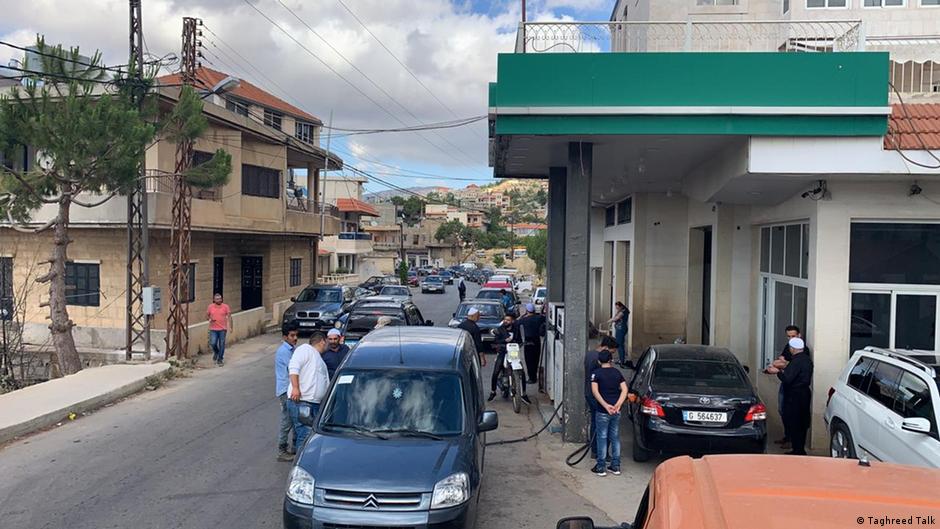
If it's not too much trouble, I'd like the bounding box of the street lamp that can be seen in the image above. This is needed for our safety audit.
[200,75,240,99]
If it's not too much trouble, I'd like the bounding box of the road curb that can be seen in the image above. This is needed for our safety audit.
[0,363,172,445]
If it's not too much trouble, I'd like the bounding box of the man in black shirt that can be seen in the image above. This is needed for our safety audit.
[518,303,546,384]
[590,350,627,477]
[489,314,529,403]
[769,325,811,447]
[585,336,618,459]
[456,308,487,368]
[767,337,813,455]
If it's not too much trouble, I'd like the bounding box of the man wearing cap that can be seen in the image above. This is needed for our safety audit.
[322,328,351,380]
[766,337,814,455]
[288,332,330,451]
[518,303,546,384]
[457,307,487,368]
[768,325,812,448]
[590,349,627,477]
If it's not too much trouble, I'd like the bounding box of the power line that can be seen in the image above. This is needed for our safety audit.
[242,0,484,173]
[333,0,488,142]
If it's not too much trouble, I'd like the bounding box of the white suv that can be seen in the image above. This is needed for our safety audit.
[824,347,940,468]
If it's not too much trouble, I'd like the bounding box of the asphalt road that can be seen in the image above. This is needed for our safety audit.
[0,280,612,529]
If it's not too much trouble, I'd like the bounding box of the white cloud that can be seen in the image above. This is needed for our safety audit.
[0,0,582,176]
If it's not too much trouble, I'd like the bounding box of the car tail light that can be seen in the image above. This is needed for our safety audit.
[745,403,767,422]
[826,387,835,407]
[640,397,665,417]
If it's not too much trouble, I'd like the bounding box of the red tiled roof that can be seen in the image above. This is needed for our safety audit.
[513,223,547,230]
[885,103,940,150]
[336,198,380,217]
[318,248,331,256]
[157,66,321,124]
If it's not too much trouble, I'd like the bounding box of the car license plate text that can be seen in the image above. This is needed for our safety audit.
[683,411,727,423]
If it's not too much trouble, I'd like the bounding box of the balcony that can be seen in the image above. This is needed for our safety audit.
[146,173,221,201]
[285,196,340,217]
[373,241,400,251]
[338,232,373,241]
[334,232,373,254]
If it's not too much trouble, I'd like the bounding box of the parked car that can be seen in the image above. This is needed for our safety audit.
[824,346,939,468]
[626,344,766,461]
[555,454,940,529]
[514,280,533,295]
[439,270,455,284]
[482,280,512,291]
[377,284,412,302]
[421,275,446,294]
[282,285,358,332]
[532,287,547,309]
[473,288,519,317]
[407,271,420,286]
[284,327,498,529]
[359,275,401,291]
[448,300,507,349]
[339,297,432,347]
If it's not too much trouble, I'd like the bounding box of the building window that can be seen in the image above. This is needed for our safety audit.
[784,0,790,11]
[241,164,280,199]
[758,222,810,366]
[295,121,314,143]
[848,222,940,354]
[263,109,283,130]
[864,0,904,5]
[923,0,940,5]
[617,198,632,225]
[290,258,302,287]
[65,262,100,307]
[696,0,739,4]
[806,0,846,6]
[225,99,250,117]
[605,206,615,227]
[183,263,196,304]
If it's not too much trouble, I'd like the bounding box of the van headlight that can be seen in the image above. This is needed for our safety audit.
[431,472,469,509]
[286,466,315,505]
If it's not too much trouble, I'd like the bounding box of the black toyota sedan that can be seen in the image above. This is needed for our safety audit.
[627,345,766,462]
[284,327,498,529]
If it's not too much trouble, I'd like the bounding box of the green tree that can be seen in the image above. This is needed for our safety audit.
[390,195,423,226]
[397,259,409,285]
[524,230,548,276]
[493,254,505,268]
[0,38,229,375]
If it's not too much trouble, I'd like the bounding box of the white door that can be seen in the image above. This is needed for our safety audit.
[880,371,940,468]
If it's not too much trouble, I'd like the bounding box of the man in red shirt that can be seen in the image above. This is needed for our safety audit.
[207,293,233,366]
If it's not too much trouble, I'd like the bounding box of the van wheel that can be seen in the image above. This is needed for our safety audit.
[830,423,857,459]
[632,425,651,462]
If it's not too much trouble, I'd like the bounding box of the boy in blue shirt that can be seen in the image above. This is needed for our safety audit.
[590,350,627,477]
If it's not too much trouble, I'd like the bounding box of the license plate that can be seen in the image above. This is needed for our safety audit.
[683,411,727,423]
[299,321,317,327]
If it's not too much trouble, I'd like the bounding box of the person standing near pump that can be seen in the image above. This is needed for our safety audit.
[322,328,351,380]
[765,337,813,456]
[591,349,628,477]
[275,321,300,462]
[456,307,487,368]
[207,293,233,366]
[288,332,330,452]
[585,336,619,459]
[607,302,631,369]
[518,303,546,384]
[489,313,530,404]
[457,276,467,302]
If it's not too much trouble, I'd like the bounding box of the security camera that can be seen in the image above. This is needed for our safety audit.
[910,183,923,196]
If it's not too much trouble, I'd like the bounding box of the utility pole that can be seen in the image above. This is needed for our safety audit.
[521,0,527,53]
[125,0,151,360]
[166,16,200,358]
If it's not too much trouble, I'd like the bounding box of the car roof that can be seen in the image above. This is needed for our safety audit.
[649,344,738,362]
[650,455,940,529]
[855,347,939,379]
[460,299,502,306]
[343,327,465,370]
[352,297,407,308]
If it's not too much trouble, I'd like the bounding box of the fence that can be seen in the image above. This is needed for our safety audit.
[286,197,341,217]
[145,172,221,201]
[515,20,865,54]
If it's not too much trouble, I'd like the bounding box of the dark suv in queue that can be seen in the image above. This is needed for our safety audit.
[282,285,357,332]
[339,297,433,347]
[284,327,498,529]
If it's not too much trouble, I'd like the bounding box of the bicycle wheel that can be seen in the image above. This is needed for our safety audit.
[511,371,522,414]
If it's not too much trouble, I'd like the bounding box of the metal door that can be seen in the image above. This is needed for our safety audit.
[241,256,263,310]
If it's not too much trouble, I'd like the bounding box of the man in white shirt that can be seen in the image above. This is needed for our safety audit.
[288,332,330,450]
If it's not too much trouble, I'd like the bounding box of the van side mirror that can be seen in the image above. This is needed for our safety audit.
[556,518,597,529]
[478,410,498,432]
[901,417,932,434]
[290,297,296,302]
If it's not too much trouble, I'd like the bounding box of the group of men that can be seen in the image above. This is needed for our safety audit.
[765,325,814,456]
[456,302,546,404]
[274,323,351,462]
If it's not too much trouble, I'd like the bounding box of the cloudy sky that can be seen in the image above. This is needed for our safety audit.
[0,0,614,194]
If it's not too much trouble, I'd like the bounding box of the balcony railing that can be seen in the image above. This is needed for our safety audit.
[144,172,221,201]
[286,197,340,217]
[373,241,400,251]
[338,232,373,241]
[515,20,865,54]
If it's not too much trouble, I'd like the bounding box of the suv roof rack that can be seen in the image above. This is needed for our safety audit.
[862,346,938,377]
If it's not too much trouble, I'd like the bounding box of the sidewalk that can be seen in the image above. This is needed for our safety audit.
[0,362,171,445]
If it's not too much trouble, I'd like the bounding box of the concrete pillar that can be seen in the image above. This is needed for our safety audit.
[547,167,566,302]
[563,142,592,443]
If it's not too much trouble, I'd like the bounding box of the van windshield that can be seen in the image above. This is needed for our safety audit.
[320,370,464,436]
[296,288,341,303]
